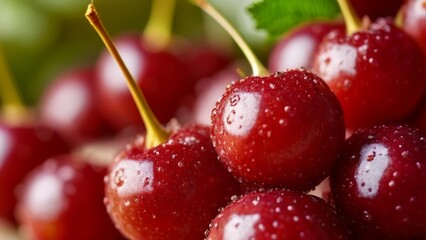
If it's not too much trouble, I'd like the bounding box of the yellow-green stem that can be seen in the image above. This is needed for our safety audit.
[337,0,362,35]
[0,46,26,117]
[192,0,269,77]
[143,0,176,50]
[86,4,169,149]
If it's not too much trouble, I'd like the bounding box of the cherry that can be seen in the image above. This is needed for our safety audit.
[312,0,426,131]
[86,4,241,239]
[38,67,112,146]
[207,190,350,240]
[349,0,404,20]
[268,21,344,72]
[0,48,70,224]
[402,0,426,56]
[194,0,345,191]
[16,155,126,240]
[105,124,240,240]
[0,122,70,224]
[330,124,426,239]
[94,34,190,131]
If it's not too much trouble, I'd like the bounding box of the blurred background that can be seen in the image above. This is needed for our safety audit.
[0,0,270,107]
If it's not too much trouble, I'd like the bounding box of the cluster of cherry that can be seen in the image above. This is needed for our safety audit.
[0,0,425,239]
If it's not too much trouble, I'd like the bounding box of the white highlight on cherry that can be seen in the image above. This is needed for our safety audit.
[356,143,390,198]
[223,213,260,240]
[223,92,261,137]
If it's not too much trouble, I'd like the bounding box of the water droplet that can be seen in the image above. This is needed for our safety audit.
[178,162,184,167]
[287,205,294,211]
[401,151,409,158]
[226,109,236,124]
[114,168,125,187]
[293,216,299,222]
[363,211,371,221]
[124,200,131,207]
[388,180,395,187]
[230,94,240,106]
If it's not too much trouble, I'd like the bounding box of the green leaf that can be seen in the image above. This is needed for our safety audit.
[248,0,340,38]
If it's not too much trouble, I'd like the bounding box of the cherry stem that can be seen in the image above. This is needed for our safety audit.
[86,4,169,149]
[0,46,26,116]
[337,0,362,35]
[143,0,176,50]
[192,0,269,77]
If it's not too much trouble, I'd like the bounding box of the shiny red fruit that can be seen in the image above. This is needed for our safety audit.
[207,190,350,240]
[269,21,344,72]
[330,125,426,239]
[39,67,111,146]
[403,0,426,56]
[312,19,426,130]
[104,124,241,240]
[16,156,125,240]
[95,34,191,131]
[0,122,69,223]
[211,69,345,191]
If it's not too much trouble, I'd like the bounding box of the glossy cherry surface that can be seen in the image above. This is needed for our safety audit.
[39,67,111,146]
[350,0,404,20]
[104,124,241,240]
[211,69,345,191]
[95,34,191,131]
[0,122,69,224]
[403,0,426,56]
[207,190,350,240]
[312,19,426,130]
[269,21,344,72]
[330,124,426,239]
[16,155,125,240]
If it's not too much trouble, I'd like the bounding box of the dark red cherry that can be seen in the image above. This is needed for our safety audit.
[350,0,404,20]
[0,122,69,224]
[94,34,191,131]
[211,69,345,191]
[38,67,111,146]
[403,0,426,56]
[104,124,241,240]
[330,124,426,239]
[16,155,125,240]
[269,21,344,72]
[207,190,350,240]
[312,19,426,130]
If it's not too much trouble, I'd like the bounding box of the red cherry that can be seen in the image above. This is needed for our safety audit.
[38,67,112,146]
[312,18,426,130]
[0,122,69,224]
[269,21,344,72]
[330,124,426,239]
[207,190,350,240]
[16,155,125,240]
[94,34,191,131]
[403,0,426,56]
[211,69,345,191]
[349,0,404,20]
[104,124,241,240]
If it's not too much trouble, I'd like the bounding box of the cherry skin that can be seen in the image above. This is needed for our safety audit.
[94,33,191,131]
[0,121,70,224]
[403,0,426,56]
[16,155,126,240]
[268,21,344,72]
[349,0,404,20]
[330,124,426,239]
[38,67,111,146]
[207,190,350,240]
[211,69,345,191]
[312,18,426,131]
[104,124,241,240]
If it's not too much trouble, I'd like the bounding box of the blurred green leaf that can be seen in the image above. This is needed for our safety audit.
[248,0,340,38]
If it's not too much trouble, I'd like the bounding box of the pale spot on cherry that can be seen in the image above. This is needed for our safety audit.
[0,129,11,168]
[223,92,261,137]
[112,159,154,196]
[223,213,260,240]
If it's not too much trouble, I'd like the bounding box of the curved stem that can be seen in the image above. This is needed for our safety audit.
[337,0,361,35]
[86,4,169,149]
[192,0,269,77]
[143,0,176,50]
[0,46,26,115]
